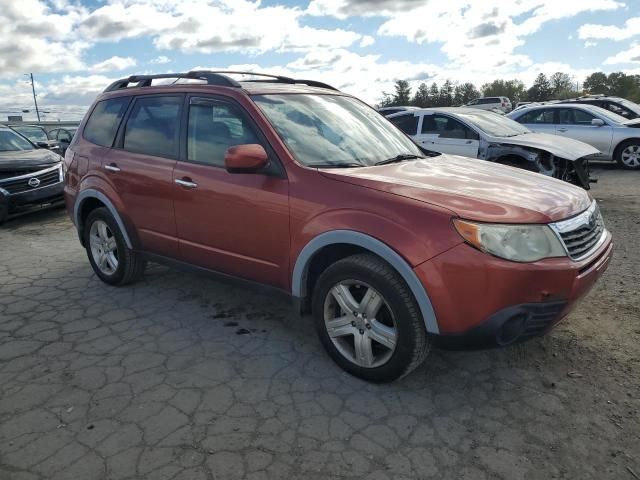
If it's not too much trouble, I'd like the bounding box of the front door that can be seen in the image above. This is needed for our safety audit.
[416,114,479,158]
[106,94,183,257]
[555,108,613,156]
[173,97,290,289]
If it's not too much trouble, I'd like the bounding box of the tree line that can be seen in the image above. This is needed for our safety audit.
[378,71,640,108]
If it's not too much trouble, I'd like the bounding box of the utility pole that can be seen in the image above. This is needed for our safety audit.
[26,73,41,122]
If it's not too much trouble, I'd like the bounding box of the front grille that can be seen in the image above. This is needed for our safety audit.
[551,201,606,260]
[0,166,48,180]
[0,165,62,194]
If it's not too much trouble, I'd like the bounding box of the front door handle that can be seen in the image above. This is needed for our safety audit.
[175,178,198,189]
[104,163,120,172]
[557,128,568,132]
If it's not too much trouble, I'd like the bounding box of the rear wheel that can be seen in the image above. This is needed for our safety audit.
[83,207,146,285]
[616,140,640,170]
[312,253,430,382]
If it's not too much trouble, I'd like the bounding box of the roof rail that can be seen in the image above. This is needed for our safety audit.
[103,71,241,92]
[103,70,339,93]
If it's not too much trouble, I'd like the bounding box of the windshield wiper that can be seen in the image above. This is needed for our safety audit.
[374,153,424,166]
[311,162,365,168]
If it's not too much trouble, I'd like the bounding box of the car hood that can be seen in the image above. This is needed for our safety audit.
[320,155,592,224]
[485,132,600,159]
[0,149,62,170]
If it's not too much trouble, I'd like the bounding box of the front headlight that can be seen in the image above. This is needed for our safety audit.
[453,219,566,262]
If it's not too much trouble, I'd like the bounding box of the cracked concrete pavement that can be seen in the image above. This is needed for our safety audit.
[0,167,638,479]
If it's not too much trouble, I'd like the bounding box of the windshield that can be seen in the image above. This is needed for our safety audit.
[592,107,629,124]
[252,94,424,167]
[0,129,35,151]
[615,98,640,115]
[457,111,531,137]
[12,126,48,142]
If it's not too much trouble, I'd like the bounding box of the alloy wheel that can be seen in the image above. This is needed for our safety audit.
[621,144,640,168]
[323,280,397,368]
[89,220,119,275]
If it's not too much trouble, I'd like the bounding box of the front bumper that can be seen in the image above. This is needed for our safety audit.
[416,232,613,348]
[1,181,64,218]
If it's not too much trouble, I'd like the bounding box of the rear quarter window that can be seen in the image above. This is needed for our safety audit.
[83,97,131,147]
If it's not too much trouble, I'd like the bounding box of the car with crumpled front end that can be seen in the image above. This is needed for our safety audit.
[0,125,64,224]
[65,71,613,382]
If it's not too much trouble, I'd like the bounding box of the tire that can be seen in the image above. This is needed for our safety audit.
[311,253,430,383]
[615,140,640,170]
[83,207,146,286]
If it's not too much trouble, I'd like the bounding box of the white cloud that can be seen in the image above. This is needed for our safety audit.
[360,35,375,48]
[579,17,640,41]
[90,56,136,73]
[604,43,640,64]
[150,55,171,64]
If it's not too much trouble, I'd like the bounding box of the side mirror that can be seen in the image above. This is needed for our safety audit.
[225,144,268,174]
[591,118,605,127]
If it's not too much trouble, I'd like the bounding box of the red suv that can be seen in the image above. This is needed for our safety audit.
[65,71,613,382]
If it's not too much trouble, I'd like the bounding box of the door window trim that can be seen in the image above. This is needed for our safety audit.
[178,94,287,178]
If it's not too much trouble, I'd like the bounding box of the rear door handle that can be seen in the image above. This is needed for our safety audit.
[104,163,120,172]
[175,178,198,189]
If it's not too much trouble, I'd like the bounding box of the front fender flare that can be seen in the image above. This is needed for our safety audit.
[291,230,440,334]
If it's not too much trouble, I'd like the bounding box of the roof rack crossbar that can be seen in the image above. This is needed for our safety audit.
[103,70,339,92]
[103,71,241,92]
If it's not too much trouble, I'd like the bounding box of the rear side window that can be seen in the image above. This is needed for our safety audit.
[123,96,182,158]
[84,97,130,147]
[389,114,418,135]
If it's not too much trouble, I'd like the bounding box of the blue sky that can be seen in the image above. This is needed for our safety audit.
[0,0,638,120]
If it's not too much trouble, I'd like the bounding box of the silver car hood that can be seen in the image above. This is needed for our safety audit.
[485,132,600,160]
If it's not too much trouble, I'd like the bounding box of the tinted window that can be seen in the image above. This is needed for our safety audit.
[0,129,34,151]
[422,115,479,140]
[188,100,261,166]
[518,109,555,124]
[84,97,131,147]
[58,129,73,142]
[389,114,419,135]
[123,96,181,158]
[558,108,596,125]
[479,98,498,105]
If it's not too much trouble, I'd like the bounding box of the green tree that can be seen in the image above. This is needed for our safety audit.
[607,72,638,99]
[393,80,412,105]
[550,72,573,96]
[527,73,553,101]
[412,82,430,107]
[439,80,454,107]
[456,82,480,105]
[429,82,440,106]
[583,72,609,95]
[481,79,526,103]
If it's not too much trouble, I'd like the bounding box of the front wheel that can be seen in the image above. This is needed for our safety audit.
[83,207,146,285]
[312,253,430,382]
[616,140,640,170]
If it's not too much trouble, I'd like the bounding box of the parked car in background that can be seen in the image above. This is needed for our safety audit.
[377,106,419,117]
[388,107,598,188]
[66,70,612,382]
[0,125,64,224]
[48,127,77,155]
[465,96,512,113]
[508,103,640,169]
[558,95,640,120]
[8,124,61,153]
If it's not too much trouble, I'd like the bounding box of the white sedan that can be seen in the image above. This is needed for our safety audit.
[387,107,600,189]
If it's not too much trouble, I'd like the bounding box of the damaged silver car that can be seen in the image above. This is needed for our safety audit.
[387,107,599,189]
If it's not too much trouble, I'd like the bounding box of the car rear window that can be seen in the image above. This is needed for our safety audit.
[84,97,131,147]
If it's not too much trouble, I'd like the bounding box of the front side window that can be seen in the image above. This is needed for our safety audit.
[388,114,418,135]
[187,100,261,166]
[253,94,424,167]
[84,96,131,147]
[0,129,34,151]
[58,129,73,142]
[558,108,596,125]
[123,96,181,158]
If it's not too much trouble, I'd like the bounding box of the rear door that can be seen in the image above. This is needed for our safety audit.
[555,107,613,155]
[418,113,479,158]
[107,94,183,257]
[172,96,290,289]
